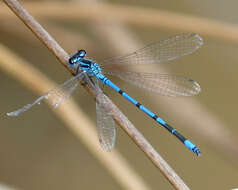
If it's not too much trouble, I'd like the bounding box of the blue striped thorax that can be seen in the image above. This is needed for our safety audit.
[68,50,102,76]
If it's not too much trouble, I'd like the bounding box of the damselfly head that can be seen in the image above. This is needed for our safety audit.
[68,50,87,66]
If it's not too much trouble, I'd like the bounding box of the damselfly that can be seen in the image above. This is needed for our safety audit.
[7,33,203,155]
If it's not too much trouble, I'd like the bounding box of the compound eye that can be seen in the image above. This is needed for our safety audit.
[78,49,86,58]
[68,57,75,65]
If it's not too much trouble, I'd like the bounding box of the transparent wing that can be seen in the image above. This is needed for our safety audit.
[103,70,201,97]
[96,93,116,152]
[100,33,203,67]
[7,72,85,116]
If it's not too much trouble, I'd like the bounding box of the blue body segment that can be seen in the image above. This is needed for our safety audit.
[68,49,201,156]
[184,140,200,153]
[139,105,155,118]
[122,93,139,105]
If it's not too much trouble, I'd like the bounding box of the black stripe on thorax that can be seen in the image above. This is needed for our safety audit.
[80,65,89,68]
[81,59,92,65]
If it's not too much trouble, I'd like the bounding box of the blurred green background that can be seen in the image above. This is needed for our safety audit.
[1,0,238,190]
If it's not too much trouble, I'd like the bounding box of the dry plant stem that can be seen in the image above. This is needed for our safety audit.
[2,0,71,72]
[3,0,190,190]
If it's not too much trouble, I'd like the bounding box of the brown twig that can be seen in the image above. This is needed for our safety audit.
[2,0,71,72]
[3,0,190,189]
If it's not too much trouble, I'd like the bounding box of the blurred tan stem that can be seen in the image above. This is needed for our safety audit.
[2,2,238,43]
